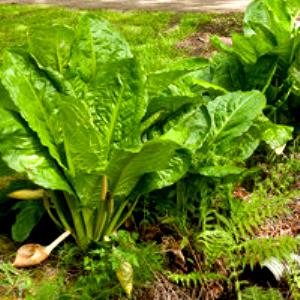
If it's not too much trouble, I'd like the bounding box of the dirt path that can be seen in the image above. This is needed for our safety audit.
[0,0,251,12]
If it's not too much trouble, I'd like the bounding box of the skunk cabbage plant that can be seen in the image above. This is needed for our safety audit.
[205,0,300,131]
[0,14,289,249]
[0,16,191,249]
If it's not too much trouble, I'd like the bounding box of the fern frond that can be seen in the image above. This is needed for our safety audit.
[223,192,295,242]
[166,271,201,287]
[286,255,300,299]
[166,270,226,288]
[236,236,300,269]
[194,228,235,264]
[241,286,283,300]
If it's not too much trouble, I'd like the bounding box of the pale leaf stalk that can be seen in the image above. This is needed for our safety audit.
[100,175,108,201]
[48,191,73,233]
[94,175,109,240]
[114,197,139,232]
[43,197,63,229]
[63,192,89,249]
[44,231,71,255]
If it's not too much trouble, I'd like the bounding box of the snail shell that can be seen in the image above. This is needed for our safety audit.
[13,244,49,267]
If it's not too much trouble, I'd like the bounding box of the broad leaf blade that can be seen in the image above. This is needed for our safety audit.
[29,25,75,76]
[260,118,294,154]
[146,57,208,97]
[69,15,132,82]
[29,25,75,94]
[58,96,103,174]
[244,55,277,92]
[192,91,266,174]
[0,108,71,192]
[12,201,44,242]
[210,53,244,91]
[214,123,261,161]
[204,91,266,149]
[243,0,300,68]
[162,106,211,151]
[142,95,202,131]
[137,149,191,194]
[68,16,147,159]
[0,50,65,168]
[84,58,146,157]
[106,140,190,197]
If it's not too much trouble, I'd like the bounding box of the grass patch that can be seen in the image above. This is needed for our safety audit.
[0,5,241,72]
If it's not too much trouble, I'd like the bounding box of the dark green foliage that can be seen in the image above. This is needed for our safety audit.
[139,154,300,298]
[0,169,44,241]
[70,231,163,299]
[11,201,44,242]
[241,286,283,300]
[201,0,300,132]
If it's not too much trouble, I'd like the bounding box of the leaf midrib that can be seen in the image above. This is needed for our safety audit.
[206,93,257,148]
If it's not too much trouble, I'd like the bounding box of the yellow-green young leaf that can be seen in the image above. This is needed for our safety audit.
[261,122,293,154]
[116,261,133,298]
[192,78,228,94]
[8,189,45,200]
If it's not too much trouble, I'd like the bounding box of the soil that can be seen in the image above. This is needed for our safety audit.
[176,13,243,57]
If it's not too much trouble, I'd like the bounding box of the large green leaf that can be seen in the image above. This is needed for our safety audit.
[69,15,132,83]
[146,57,208,98]
[190,91,266,174]
[142,95,202,133]
[0,83,17,111]
[57,96,104,205]
[66,17,147,159]
[29,25,75,77]
[0,50,65,168]
[106,140,190,197]
[29,25,75,95]
[81,58,146,158]
[209,53,244,91]
[244,55,277,92]
[12,201,44,242]
[30,16,146,166]
[242,0,300,67]
[0,108,71,192]
[58,96,103,174]
[244,0,299,39]
[68,173,103,207]
[161,106,211,151]
[137,149,191,194]
[211,0,300,73]
[214,123,261,161]
[203,91,266,150]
